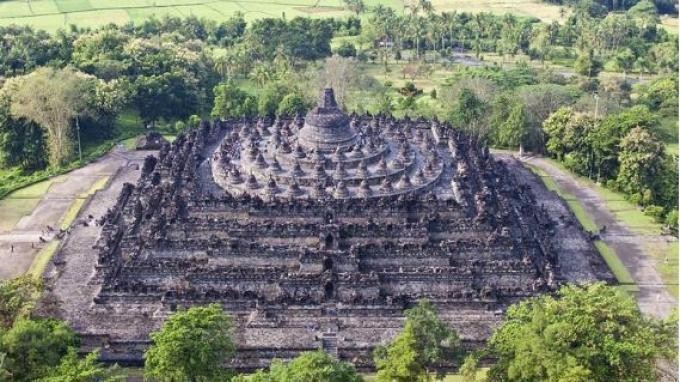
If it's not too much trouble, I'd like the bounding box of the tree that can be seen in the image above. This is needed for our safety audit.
[574,49,603,77]
[239,351,363,382]
[374,300,461,381]
[486,283,677,382]
[492,101,528,151]
[373,91,394,114]
[647,41,678,73]
[249,63,272,88]
[616,126,666,202]
[591,105,658,179]
[543,107,574,160]
[3,67,95,166]
[213,52,237,80]
[343,0,366,15]
[277,93,308,117]
[1,318,78,381]
[144,304,235,382]
[257,82,290,117]
[0,276,41,329]
[449,89,488,140]
[38,348,123,382]
[561,113,599,177]
[516,84,579,152]
[335,41,357,57]
[0,96,47,171]
[613,48,635,79]
[211,81,257,119]
[635,75,678,118]
[319,55,361,108]
[70,29,130,81]
[133,71,201,127]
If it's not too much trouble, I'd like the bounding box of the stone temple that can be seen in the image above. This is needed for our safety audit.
[42,88,613,369]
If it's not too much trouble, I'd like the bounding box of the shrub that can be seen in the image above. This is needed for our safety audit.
[642,189,654,206]
[605,179,618,191]
[277,93,308,117]
[664,210,678,232]
[629,192,643,205]
[173,121,186,133]
[643,205,665,222]
[335,41,357,57]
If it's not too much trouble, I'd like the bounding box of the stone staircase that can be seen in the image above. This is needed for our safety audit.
[321,331,338,357]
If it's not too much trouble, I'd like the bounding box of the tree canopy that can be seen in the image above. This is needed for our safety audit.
[2,67,95,166]
[374,299,461,381]
[236,351,363,382]
[486,283,677,382]
[144,304,236,382]
[0,318,78,381]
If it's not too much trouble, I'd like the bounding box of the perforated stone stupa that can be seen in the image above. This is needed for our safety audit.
[44,88,613,370]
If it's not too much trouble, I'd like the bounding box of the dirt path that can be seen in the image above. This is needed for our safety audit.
[521,155,676,318]
[0,147,150,279]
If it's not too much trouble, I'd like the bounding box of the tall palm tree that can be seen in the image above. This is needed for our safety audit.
[250,64,271,88]
[213,54,233,80]
[273,45,290,78]
[418,0,434,15]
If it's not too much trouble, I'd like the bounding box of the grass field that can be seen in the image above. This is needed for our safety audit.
[0,0,566,32]
[27,240,59,279]
[0,176,66,231]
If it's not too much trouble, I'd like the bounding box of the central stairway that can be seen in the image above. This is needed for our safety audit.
[321,330,338,357]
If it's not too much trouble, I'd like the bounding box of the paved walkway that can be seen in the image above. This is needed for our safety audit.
[0,147,149,279]
[521,155,677,318]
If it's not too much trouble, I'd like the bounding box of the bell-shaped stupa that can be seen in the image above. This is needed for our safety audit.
[297,88,358,152]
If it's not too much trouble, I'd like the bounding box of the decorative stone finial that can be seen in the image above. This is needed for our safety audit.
[319,87,338,109]
[334,181,350,199]
[292,160,305,178]
[379,176,393,193]
[246,172,259,189]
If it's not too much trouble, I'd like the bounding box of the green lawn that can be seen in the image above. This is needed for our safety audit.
[27,240,59,280]
[594,240,636,287]
[0,198,41,232]
[646,240,679,298]
[0,176,66,231]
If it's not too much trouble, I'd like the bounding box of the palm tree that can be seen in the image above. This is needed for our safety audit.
[273,45,290,78]
[250,64,271,88]
[425,14,439,58]
[418,0,434,15]
[440,12,453,52]
[213,54,234,80]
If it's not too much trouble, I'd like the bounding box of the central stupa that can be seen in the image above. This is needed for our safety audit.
[297,88,358,152]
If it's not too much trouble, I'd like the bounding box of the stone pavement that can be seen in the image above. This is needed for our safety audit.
[0,146,151,279]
